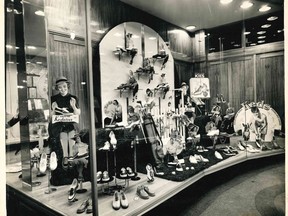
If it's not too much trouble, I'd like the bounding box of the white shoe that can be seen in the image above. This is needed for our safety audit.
[214,151,223,160]
[100,141,110,150]
[237,142,245,151]
[49,151,57,171]
[109,131,117,148]
[247,144,260,153]
[189,155,198,164]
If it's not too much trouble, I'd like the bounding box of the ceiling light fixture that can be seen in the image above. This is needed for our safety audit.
[148,37,156,40]
[261,24,271,28]
[240,1,253,9]
[257,31,266,35]
[250,43,257,46]
[258,40,265,43]
[27,46,36,49]
[244,31,251,35]
[35,10,45,16]
[267,16,278,21]
[259,5,271,12]
[258,36,266,39]
[220,0,233,4]
[186,25,196,31]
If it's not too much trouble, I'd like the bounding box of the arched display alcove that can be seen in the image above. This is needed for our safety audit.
[99,22,174,129]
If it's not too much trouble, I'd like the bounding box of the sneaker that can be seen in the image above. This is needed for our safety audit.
[176,163,183,172]
[49,151,57,171]
[102,171,110,182]
[189,155,198,164]
[77,199,89,214]
[136,186,149,199]
[112,191,121,210]
[215,151,223,160]
[39,152,47,173]
[96,171,102,183]
[126,167,135,177]
[146,164,154,182]
[120,167,127,178]
[120,190,129,209]
[143,186,155,197]
[86,198,93,214]
[68,178,78,202]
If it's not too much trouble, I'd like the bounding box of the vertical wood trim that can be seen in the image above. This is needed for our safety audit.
[253,54,257,101]
[227,62,232,103]
[84,0,99,215]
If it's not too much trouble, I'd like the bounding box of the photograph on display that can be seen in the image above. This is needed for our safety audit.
[189,78,210,98]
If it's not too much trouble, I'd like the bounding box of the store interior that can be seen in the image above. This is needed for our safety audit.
[5,0,285,215]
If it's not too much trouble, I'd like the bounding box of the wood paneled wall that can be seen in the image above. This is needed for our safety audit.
[48,33,89,130]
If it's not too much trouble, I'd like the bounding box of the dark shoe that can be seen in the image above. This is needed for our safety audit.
[62,157,69,170]
[86,199,93,214]
[126,167,135,177]
[76,199,89,214]
[143,186,155,197]
[136,186,149,199]
[112,191,121,210]
[68,178,78,202]
[120,190,129,209]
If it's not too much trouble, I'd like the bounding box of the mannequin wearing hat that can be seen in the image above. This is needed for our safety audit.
[51,76,81,168]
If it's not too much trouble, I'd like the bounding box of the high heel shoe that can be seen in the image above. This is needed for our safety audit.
[146,164,154,183]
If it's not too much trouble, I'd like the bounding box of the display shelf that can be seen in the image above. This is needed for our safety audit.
[6,137,285,216]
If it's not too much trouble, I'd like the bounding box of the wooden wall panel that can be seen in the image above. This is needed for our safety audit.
[48,34,89,130]
[256,54,285,127]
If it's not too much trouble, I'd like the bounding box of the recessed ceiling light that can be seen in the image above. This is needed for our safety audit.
[259,5,271,12]
[258,40,265,43]
[261,24,271,28]
[220,0,233,4]
[257,31,266,35]
[250,43,257,46]
[35,10,45,16]
[186,25,196,31]
[258,36,266,39]
[7,61,14,64]
[36,62,42,64]
[267,16,278,21]
[277,29,284,33]
[244,31,251,35]
[27,46,37,49]
[240,1,253,9]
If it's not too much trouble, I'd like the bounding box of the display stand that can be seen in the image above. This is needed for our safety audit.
[131,136,140,181]
[44,153,57,194]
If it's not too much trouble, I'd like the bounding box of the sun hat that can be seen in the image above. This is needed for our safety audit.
[55,76,72,85]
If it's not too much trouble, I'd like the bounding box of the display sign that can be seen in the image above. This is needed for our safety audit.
[233,101,281,142]
[52,115,79,124]
[189,78,210,98]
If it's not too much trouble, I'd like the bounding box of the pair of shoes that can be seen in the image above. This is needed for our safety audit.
[49,151,57,171]
[39,153,47,173]
[246,144,260,153]
[214,151,223,160]
[112,190,128,210]
[136,185,155,199]
[194,154,209,163]
[176,163,183,172]
[77,198,92,214]
[146,164,154,182]
[68,178,79,202]
[97,171,110,182]
[237,141,246,151]
[189,155,198,164]
[119,167,135,178]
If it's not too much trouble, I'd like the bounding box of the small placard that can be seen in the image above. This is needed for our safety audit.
[52,115,79,124]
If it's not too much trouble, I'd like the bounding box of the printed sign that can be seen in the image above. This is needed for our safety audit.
[52,115,79,124]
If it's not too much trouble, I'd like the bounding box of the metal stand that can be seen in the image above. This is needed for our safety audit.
[131,136,140,181]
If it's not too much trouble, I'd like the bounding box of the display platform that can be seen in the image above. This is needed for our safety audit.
[6,136,285,216]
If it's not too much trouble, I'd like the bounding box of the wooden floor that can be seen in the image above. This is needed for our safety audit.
[6,136,285,216]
